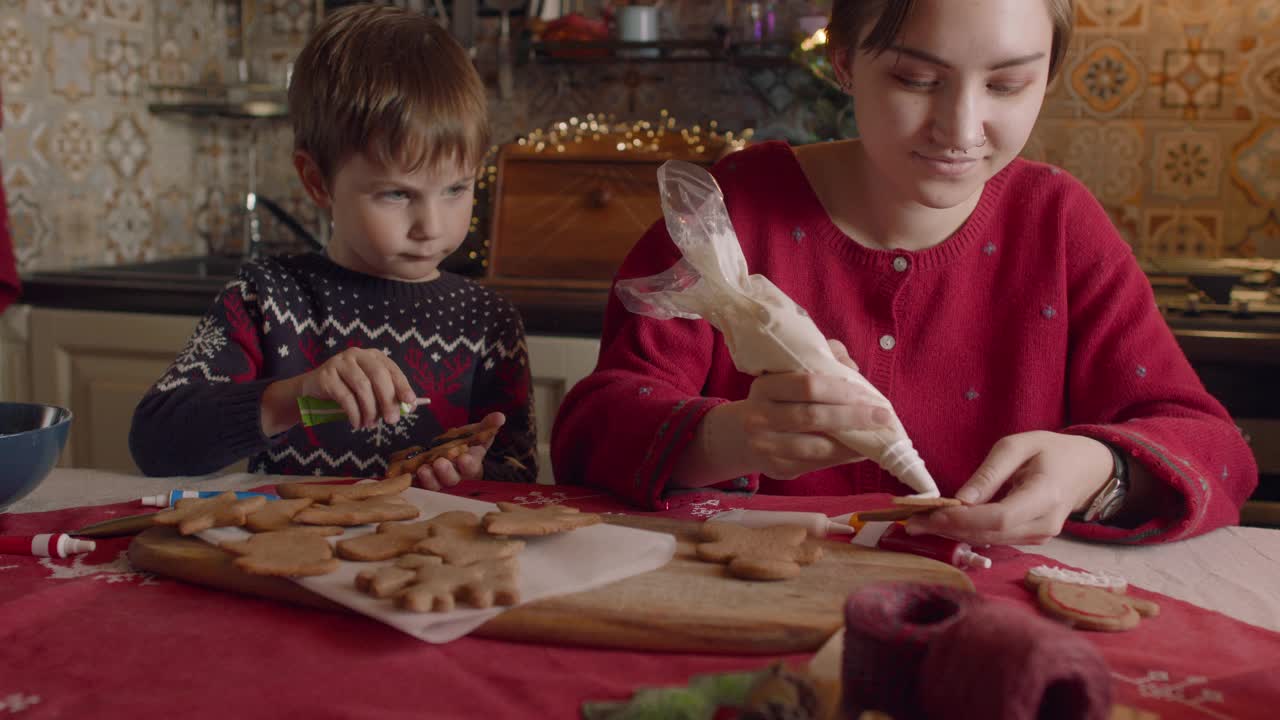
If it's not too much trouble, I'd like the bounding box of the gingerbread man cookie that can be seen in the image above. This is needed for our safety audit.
[154,492,269,535]
[386,421,500,478]
[856,496,963,522]
[482,502,603,536]
[416,522,526,566]
[355,553,445,597]
[397,557,520,613]
[1025,565,1128,594]
[220,527,341,577]
[244,498,318,532]
[1034,580,1160,632]
[294,496,420,527]
[276,473,412,503]
[336,511,481,561]
[696,522,823,581]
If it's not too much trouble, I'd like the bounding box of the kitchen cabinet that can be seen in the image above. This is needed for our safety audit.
[0,306,600,484]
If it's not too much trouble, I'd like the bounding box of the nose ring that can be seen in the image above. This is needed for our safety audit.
[975,134,987,148]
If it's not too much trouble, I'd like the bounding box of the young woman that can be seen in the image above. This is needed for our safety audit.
[551,0,1256,545]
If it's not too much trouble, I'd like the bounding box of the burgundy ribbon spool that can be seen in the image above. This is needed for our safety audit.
[919,600,1112,720]
[842,583,980,719]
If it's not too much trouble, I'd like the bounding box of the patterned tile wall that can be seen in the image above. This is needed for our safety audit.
[2,0,1278,273]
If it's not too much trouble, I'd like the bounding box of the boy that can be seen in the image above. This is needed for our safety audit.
[131,5,536,488]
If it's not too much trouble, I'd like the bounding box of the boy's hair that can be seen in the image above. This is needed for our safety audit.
[289,4,490,182]
[827,0,1075,81]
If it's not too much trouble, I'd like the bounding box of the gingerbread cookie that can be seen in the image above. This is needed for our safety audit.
[154,492,269,536]
[355,553,444,597]
[276,473,412,503]
[482,502,602,536]
[696,522,823,581]
[244,498,316,532]
[415,523,525,566]
[1025,565,1128,594]
[220,527,341,577]
[1035,580,1159,632]
[294,496,420,527]
[398,557,520,613]
[336,511,480,561]
[856,496,963,522]
[386,421,500,477]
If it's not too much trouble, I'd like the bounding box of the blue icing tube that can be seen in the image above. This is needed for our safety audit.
[139,490,279,508]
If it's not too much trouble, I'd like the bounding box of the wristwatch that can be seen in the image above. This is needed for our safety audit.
[1076,442,1129,523]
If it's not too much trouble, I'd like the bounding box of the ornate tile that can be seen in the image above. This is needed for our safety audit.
[1060,120,1146,203]
[5,190,49,270]
[1,17,36,91]
[1069,38,1146,117]
[39,0,98,22]
[102,0,141,25]
[103,111,148,180]
[102,184,152,261]
[1242,41,1280,118]
[1237,208,1280,256]
[37,111,98,183]
[1230,120,1280,205]
[49,191,103,268]
[1142,207,1224,257]
[151,184,197,256]
[99,28,143,97]
[1078,0,1151,33]
[45,22,94,101]
[1151,127,1221,199]
[1160,47,1224,111]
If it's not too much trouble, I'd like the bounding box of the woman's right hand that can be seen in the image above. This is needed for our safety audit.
[261,347,417,435]
[674,340,892,485]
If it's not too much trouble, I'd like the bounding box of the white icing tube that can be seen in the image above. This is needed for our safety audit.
[617,160,939,497]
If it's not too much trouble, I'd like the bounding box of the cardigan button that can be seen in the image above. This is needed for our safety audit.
[892,256,909,272]
[879,334,896,351]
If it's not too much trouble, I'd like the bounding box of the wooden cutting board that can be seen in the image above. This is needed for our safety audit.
[128,515,973,654]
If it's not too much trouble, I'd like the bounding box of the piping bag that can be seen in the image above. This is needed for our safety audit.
[616,160,939,497]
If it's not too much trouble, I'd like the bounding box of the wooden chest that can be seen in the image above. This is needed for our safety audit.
[487,127,738,291]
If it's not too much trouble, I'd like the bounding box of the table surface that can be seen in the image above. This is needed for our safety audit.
[4,469,1280,720]
[15,468,1280,633]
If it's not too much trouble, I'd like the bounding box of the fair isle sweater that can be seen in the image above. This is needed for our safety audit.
[551,141,1257,544]
[130,252,537,482]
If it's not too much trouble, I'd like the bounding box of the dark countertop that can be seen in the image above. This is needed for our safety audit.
[19,263,611,338]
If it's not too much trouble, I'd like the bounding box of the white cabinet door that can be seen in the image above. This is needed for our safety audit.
[526,334,600,485]
[0,304,32,403]
[30,308,199,472]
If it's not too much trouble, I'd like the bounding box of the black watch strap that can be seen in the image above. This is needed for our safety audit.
[1074,442,1129,523]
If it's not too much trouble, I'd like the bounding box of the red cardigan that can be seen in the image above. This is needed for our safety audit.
[551,141,1257,544]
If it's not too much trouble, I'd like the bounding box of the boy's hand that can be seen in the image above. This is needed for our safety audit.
[414,412,506,491]
[262,347,416,435]
[904,431,1114,546]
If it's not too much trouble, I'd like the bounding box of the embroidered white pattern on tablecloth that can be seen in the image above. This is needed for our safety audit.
[1113,670,1231,719]
[0,694,41,714]
[38,550,158,585]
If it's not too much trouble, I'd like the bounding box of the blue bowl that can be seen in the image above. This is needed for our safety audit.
[0,402,72,511]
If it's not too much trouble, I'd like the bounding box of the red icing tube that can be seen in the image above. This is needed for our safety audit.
[0,533,97,558]
[866,523,991,569]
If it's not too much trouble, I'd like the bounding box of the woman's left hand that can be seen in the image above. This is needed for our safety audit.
[414,412,506,491]
[905,431,1114,546]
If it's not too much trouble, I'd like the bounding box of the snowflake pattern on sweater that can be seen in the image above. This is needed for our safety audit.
[130,252,536,481]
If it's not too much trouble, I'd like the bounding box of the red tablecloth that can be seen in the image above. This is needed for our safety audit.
[2,481,1277,719]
